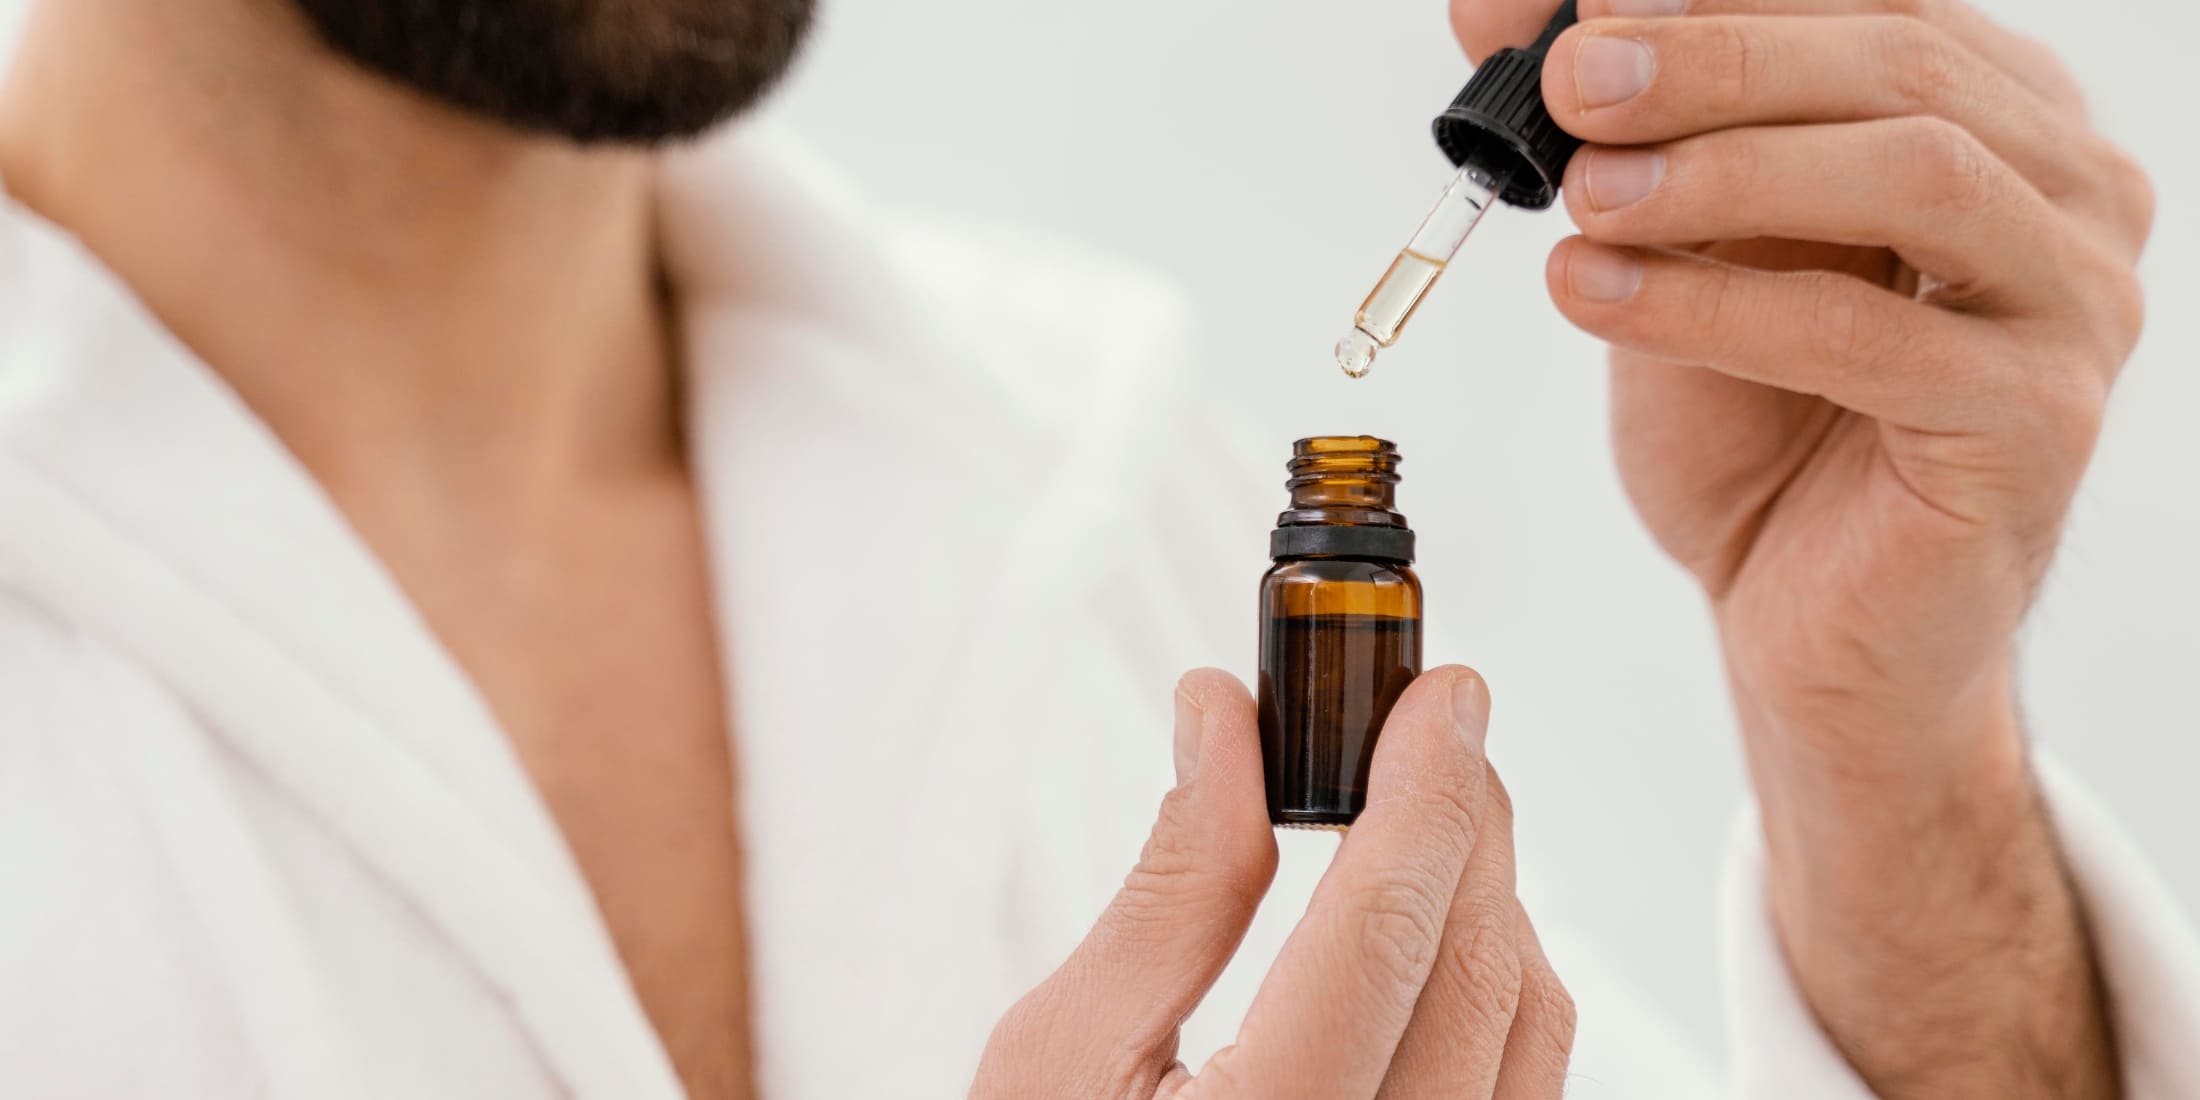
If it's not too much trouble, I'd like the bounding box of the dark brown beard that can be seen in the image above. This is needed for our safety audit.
[288,0,816,144]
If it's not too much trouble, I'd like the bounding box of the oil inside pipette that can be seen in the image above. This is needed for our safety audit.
[1335,164,1507,378]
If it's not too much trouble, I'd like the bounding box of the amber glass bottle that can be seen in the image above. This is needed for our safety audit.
[1258,437,1423,829]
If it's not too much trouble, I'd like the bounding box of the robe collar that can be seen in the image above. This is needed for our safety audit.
[0,124,1001,1098]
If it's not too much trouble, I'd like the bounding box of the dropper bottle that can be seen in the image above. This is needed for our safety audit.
[1336,1,1585,377]
[1258,437,1421,829]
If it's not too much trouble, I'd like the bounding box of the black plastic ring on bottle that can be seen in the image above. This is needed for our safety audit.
[1269,525,1416,564]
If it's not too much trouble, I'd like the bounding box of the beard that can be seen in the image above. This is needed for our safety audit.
[286,0,817,144]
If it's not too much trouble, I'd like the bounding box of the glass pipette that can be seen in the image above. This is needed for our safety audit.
[1334,0,1583,378]
[1335,163,1510,378]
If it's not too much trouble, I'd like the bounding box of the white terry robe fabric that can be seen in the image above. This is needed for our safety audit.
[2,125,2197,1098]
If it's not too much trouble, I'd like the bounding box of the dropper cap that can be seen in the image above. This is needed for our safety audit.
[1431,0,1583,210]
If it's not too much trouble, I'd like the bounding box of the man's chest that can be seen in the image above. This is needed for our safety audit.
[369,479,756,1100]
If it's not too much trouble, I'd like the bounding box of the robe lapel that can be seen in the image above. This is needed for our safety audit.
[662,134,1075,1097]
[0,122,1114,1100]
[0,187,683,1097]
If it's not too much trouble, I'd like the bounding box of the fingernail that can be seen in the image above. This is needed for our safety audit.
[1173,689,1205,785]
[1575,36,1655,108]
[1566,243,1644,302]
[1585,148,1665,211]
[1450,675,1490,753]
[1605,0,1687,15]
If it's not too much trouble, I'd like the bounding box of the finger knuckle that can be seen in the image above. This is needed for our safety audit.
[1350,878,1449,989]
[1387,780,1486,864]
[1703,19,1776,104]
[983,983,1174,1099]
[2016,364,2108,467]
[1112,864,1262,944]
[1634,133,1747,231]
[977,992,1056,1084]
[1878,0,1941,21]
[2089,256,2148,358]
[1800,275,1878,376]
[1447,924,1527,1029]
[2056,235,2149,363]
[1516,979,1581,1084]
[1724,127,1768,195]
[1098,881,1184,954]
[1111,865,1198,933]
[1695,262,1751,360]
[1895,116,2001,219]
[1428,747,1490,819]
[1372,739,1487,838]
[1523,969,1581,1048]
[1135,787,1204,876]
[2102,142,2159,246]
[1876,18,1971,113]
[2108,271,2148,359]
[2012,31,2091,118]
[2057,374,2110,455]
[1107,798,1266,936]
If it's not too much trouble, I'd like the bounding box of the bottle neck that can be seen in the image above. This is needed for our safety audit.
[1275,437,1408,530]
[1271,436,1415,564]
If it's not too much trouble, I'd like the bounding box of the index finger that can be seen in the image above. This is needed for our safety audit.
[1574,0,2087,118]
[1192,668,1492,1099]
[1451,0,1567,62]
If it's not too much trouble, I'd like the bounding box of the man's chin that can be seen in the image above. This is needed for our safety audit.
[285,0,817,144]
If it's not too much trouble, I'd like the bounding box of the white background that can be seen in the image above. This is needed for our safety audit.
[2,0,2191,1060]
[765,0,2200,1051]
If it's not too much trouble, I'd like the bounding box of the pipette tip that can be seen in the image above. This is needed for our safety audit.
[1335,329,1380,378]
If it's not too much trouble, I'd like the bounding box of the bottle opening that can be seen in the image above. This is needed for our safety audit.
[1279,436,1406,528]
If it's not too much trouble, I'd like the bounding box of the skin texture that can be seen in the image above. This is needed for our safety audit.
[972,668,1578,1099]
[0,1,787,1096]
[1448,0,2152,1094]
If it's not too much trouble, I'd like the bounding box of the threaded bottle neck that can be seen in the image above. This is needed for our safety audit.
[1278,436,1407,529]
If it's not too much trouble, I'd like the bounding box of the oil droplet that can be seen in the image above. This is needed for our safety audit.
[1335,329,1379,378]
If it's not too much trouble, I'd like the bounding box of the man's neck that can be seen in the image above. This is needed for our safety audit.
[0,0,679,525]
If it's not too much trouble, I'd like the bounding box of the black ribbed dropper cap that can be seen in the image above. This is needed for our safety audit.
[1431,0,1583,210]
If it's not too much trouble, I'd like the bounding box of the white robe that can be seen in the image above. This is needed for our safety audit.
[1,127,2196,1099]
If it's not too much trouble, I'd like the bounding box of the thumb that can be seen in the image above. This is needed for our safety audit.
[999,670,1278,1085]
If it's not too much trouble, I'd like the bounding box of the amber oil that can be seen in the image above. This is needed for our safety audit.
[1257,437,1423,829]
